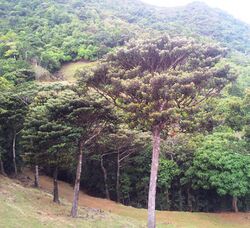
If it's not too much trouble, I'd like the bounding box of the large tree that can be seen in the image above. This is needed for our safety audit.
[85,36,234,227]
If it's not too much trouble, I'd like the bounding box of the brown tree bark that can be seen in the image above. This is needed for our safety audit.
[34,165,39,188]
[53,167,60,204]
[101,155,110,200]
[0,156,7,176]
[71,140,83,217]
[116,151,120,203]
[148,126,161,228]
[232,196,239,212]
[12,131,17,177]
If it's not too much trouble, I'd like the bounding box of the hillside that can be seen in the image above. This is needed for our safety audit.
[113,1,250,53]
[0,1,250,227]
[1,0,250,76]
[1,173,250,228]
[0,174,143,228]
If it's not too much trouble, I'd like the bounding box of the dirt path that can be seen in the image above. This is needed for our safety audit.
[24,171,250,228]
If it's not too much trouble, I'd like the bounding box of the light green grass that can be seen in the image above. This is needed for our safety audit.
[0,176,144,228]
[56,61,97,83]
[1,175,249,228]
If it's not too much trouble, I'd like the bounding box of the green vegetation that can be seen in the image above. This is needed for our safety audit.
[0,0,250,227]
[86,36,234,227]
[186,130,250,212]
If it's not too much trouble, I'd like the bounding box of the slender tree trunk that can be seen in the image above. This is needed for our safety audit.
[101,155,110,200]
[34,165,39,188]
[148,126,161,228]
[187,187,193,212]
[116,152,120,203]
[0,156,7,176]
[179,187,183,211]
[232,196,239,212]
[194,194,198,212]
[71,141,83,218]
[53,167,60,203]
[12,131,17,177]
[166,189,170,210]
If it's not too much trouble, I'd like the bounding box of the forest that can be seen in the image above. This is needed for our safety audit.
[0,0,250,227]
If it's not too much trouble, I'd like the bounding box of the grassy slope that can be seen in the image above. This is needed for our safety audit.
[54,61,97,83]
[36,61,96,87]
[1,173,249,228]
[0,174,143,228]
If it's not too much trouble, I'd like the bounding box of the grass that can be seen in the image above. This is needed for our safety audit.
[0,175,143,228]
[1,173,250,228]
[54,60,97,83]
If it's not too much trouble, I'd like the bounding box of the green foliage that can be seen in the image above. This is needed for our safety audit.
[186,131,250,197]
[0,82,39,172]
[0,58,35,85]
[22,89,75,170]
[0,77,13,90]
[77,45,98,60]
[158,159,179,189]
[0,0,138,72]
[87,36,233,131]
[0,0,249,214]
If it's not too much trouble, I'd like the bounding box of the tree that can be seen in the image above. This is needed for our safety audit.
[0,83,37,176]
[157,159,179,210]
[48,90,115,217]
[85,36,234,227]
[186,130,250,212]
[98,127,148,202]
[22,89,74,202]
[0,144,7,176]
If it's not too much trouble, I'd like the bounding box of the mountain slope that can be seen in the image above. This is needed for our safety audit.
[1,0,250,74]
[107,1,250,54]
[162,2,250,53]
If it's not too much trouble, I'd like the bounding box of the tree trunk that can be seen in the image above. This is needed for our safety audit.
[116,152,120,203]
[12,131,17,177]
[53,167,60,203]
[232,196,239,213]
[187,187,193,212]
[0,156,7,176]
[166,189,170,210]
[71,141,83,218]
[128,192,131,205]
[179,187,183,211]
[148,126,161,228]
[101,155,110,200]
[34,165,39,188]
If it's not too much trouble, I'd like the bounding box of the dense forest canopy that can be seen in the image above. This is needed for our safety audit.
[0,0,249,227]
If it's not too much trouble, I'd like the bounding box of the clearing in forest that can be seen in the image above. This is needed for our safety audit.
[54,61,97,83]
